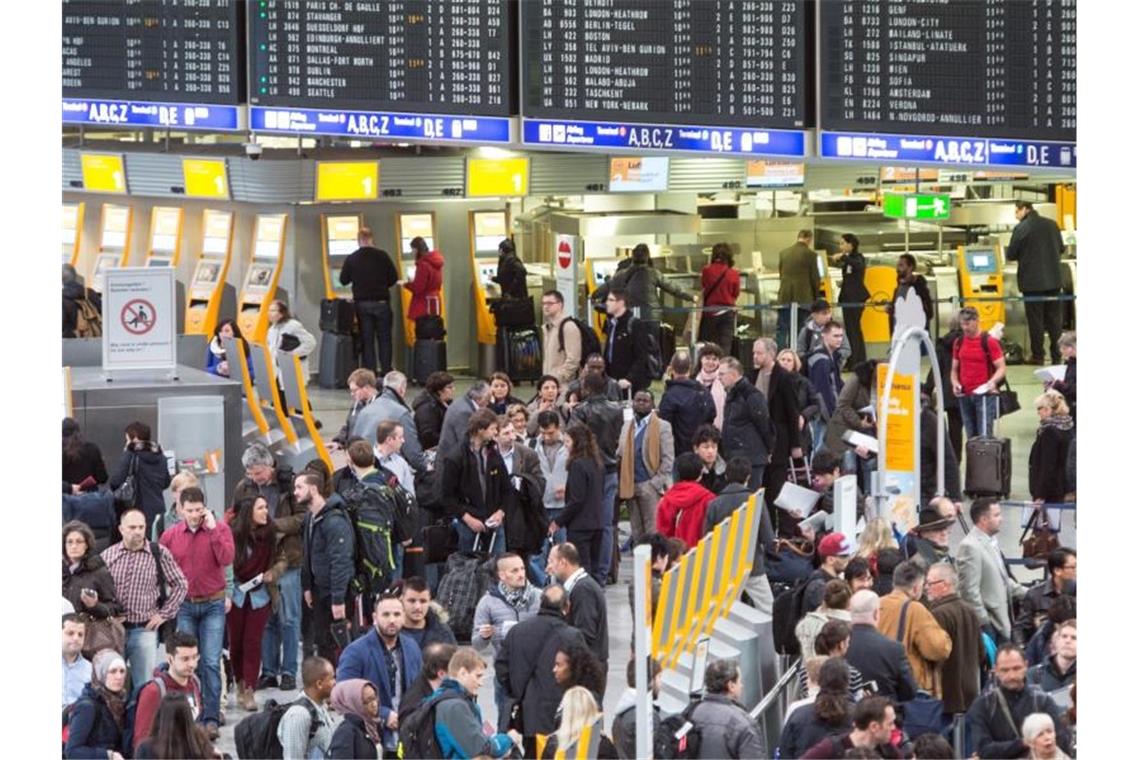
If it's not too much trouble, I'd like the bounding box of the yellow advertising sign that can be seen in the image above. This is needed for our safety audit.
[81,154,127,194]
[877,364,916,472]
[467,157,529,197]
[316,161,379,201]
[182,159,230,199]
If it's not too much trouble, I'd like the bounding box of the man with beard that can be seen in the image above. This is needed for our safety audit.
[297,471,355,664]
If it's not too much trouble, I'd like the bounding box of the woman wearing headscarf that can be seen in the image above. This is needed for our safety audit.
[327,679,382,760]
[65,649,129,759]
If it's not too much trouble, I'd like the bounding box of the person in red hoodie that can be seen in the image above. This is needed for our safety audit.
[403,235,444,322]
[698,242,741,353]
[656,452,716,549]
[131,630,204,751]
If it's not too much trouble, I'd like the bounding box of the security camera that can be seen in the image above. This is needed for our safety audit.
[244,142,263,160]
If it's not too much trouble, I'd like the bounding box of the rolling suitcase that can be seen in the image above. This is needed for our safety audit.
[318,331,355,389]
[964,396,1012,498]
[320,298,355,334]
[496,325,542,383]
[412,339,447,385]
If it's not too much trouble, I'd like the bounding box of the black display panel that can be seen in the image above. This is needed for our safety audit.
[521,0,809,128]
[248,0,515,116]
[62,0,244,105]
[819,0,1076,141]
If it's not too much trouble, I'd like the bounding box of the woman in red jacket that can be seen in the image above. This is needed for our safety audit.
[403,236,444,321]
[656,452,716,549]
[698,242,742,353]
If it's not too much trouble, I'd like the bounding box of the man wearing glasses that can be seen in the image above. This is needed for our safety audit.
[1013,547,1076,645]
[540,290,582,386]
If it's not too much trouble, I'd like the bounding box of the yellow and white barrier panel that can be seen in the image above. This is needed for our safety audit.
[553,714,603,760]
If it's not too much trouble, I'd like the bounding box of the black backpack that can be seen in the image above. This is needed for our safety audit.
[657,700,703,759]
[559,316,602,368]
[398,689,465,759]
[636,317,665,380]
[339,480,398,597]
[233,697,319,759]
[771,576,814,656]
[373,465,425,546]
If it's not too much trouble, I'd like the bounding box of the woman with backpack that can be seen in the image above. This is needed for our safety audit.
[64,649,129,760]
[226,495,279,712]
[108,421,171,534]
[698,242,742,354]
[327,679,382,760]
[133,694,220,759]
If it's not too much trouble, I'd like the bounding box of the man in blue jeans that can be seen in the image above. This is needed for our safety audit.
[340,226,400,374]
[160,487,234,739]
[441,408,509,554]
[950,307,1006,438]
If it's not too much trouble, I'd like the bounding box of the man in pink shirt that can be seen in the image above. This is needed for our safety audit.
[160,486,234,739]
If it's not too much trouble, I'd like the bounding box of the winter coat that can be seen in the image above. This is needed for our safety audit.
[704,482,773,577]
[617,412,674,498]
[336,630,423,746]
[62,553,123,620]
[1027,657,1076,694]
[555,456,604,532]
[352,387,425,469]
[1014,580,1064,646]
[845,623,918,703]
[688,693,766,759]
[876,592,953,697]
[658,378,716,457]
[404,606,458,650]
[63,442,108,491]
[609,262,691,320]
[1005,209,1064,292]
[433,679,515,759]
[404,249,444,320]
[495,608,586,736]
[327,714,379,760]
[570,395,625,471]
[206,335,254,381]
[568,571,610,663]
[493,251,529,300]
[749,363,802,463]
[64,683,127,760]
[656,481,716,549]
[267,317,317,385]
[232,469,305,569]
[472,583,542,656]
[928,593,984,714]
[824,377,873,456]
[301,495,355,604]
[412,390,448,451]
[966,685,1072,759]
[440,442,509,522]
[438,397,479,460]
[700,260,741,308]
[807,347,844,422]
[778,701,851,760]
[611,687,661,759]
[1029,417,1075,502]
[601,311,651,392]
[720,379,774,467]
[777,241,821,305]
[108,441,172,529]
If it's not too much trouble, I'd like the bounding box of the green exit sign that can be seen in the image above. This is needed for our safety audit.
[883,192,951,220]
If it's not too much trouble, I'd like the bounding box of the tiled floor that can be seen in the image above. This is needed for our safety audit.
[213,364,1073,754]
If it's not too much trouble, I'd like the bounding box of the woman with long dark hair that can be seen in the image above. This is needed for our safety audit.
[225,495,279,711]
[698,242,742,353]
[778,657,853,759]
[133,693,218,759]
[63,521,123,658]
[552,644,608,709]
[108,421,171,533]
[832,232,870,368]
[549,424,605,580]
[206,318,252,380]
[63,418,108,493]
[65,649,130,759]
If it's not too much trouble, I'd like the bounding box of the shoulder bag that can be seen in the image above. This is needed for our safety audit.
[111,452,139,510]
[895,600,945,738]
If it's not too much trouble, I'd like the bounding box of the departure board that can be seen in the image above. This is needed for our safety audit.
[819,0,1076,142]
[248,0,514,116]
[61,0,244,105]
[520,0,808,128]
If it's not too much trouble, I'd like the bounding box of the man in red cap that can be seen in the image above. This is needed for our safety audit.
[803,532,853,612]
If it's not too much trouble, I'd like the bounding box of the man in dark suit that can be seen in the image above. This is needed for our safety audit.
[750,337,802,525]
[776,229,821,348]
[844,589,917,702]
[547,542,609,669]
[1005,200,1065,365]
[602,288,651,393]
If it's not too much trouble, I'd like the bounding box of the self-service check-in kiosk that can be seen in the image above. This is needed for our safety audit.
[584,257,621,340]
[185,209,236,337]
[860,264,898,347]
[89,203,133,293]
[470,210,508,375]
[237,213,287,344]
[958,244,1005,331]
[397,212,445,348]
[63,202,84,267]
[816,252,836,304]
[321,213,361,301]
[145,207,184,267]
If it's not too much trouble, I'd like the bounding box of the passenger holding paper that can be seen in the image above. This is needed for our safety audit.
[951,306,1007,439]
[225,495,279,712]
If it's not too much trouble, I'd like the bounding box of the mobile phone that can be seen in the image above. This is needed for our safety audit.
[81,588,97,598]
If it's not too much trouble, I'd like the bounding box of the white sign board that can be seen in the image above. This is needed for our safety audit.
[103,267,177,372]
[554,233,580,320]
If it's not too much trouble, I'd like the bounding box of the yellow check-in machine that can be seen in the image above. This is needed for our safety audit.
[63,202,84,266]
[860,264,897,345]
[396,212,446,347]
[321,213,362,301]
[816,252,836,304]
[584,257,621,339]
[958,244,1005,331]
[469,210,505,350]
[89,203,133,293]
[237,213,288,344]
[145,207,184,267]
[185,209,236,336]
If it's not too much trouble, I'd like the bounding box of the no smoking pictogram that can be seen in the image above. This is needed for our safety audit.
[121,299,156,335]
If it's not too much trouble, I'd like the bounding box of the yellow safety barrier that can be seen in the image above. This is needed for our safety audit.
[650,490,763,670]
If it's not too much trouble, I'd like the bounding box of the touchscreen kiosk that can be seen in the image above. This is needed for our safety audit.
[470,210,508,346]
[63,202,84,266]
[89,203,133,293]
[321,213,362,301]
[959,244,1006,331]
[817,251,835,304]
[145,206,184,268]
[585,257,621,340]
[397,212,443,348]
[185,209,236,336]
[237,213,287,344]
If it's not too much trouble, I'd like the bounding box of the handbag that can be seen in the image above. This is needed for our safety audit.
[895,600,945,738]
[111,453,139,510]
[1020,506,1059,560]
[997,381,1020,418]
[80,615,126,660]
[490,296,536,329]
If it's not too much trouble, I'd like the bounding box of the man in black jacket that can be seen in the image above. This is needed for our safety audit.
[718,356,774,490]
[571,372,624,583]
[440,408,509,555]
[547,543,609,667]
[340,226,399,375]
[1005,201,1065,364]
[1013,547,1076,645]
[658,351,716,459]
[750,337,802,512]
[492,238,529,299]
[844,589,917,702]
[398,641,456,723]
[297,470,356,665]
[602,288,651,392]
[495,585,586,738]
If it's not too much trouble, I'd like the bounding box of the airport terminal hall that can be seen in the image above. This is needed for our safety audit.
[55,2,1091,759]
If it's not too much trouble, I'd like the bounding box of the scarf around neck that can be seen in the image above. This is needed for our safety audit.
[499,581,531,610]
[619,411,661,499]
[1041,414,1074,432]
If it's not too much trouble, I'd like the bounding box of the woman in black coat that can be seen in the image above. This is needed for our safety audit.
[1029,390,1075,505]
[63,418,108,494]
[63,521,123,635]
[778,658,853,760]
[107,421,171,530]
[550,424,605,581]
[412,371,454,450]
[65,650,129,760]
[832,233,871,368]
[328,679,381,760]
[777,350,822,458]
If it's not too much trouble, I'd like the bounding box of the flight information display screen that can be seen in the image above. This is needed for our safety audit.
[61,0,244,105]
[248,0,514,115]
[520,0,808,128]
[819,0,1076,141]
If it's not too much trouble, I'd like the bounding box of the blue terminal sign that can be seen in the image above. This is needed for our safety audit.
[819,131,1076,169]
[63,98,242,131]
[249,106,511,144]
[523,119,806,157]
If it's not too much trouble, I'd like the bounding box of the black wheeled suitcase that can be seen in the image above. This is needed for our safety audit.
[496,326,542,383]
[964,397,1012,498]
[318,331,355,389]
[320,298,355,334]
[412,339,447,385]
